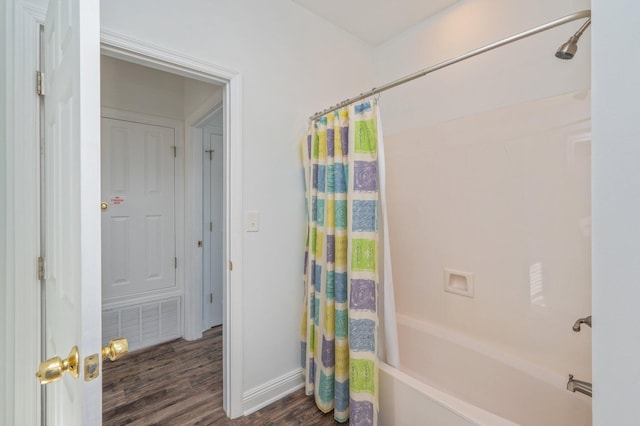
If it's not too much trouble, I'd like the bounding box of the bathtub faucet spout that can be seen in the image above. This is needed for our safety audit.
[567,374,592,397]
[572,315,591,332]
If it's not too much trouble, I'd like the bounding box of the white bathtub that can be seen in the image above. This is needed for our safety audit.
[379,315,591,426]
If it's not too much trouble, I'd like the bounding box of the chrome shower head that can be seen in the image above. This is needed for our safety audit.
[555,18,591,60]
[555,36,579,59]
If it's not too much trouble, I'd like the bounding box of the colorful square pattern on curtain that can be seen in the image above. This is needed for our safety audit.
[301,101,380,426]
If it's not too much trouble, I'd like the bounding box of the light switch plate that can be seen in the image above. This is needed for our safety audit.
[246,211,260,232]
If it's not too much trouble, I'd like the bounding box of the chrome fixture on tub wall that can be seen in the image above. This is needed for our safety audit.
[555,18,591,59]
[567,374,592,397]
[572,315,592,332]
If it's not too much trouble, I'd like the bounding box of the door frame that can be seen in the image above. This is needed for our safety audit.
[100,30,245,418]
[3,3,45,425]
[3,2,245,419]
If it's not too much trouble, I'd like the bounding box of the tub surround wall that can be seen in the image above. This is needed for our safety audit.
[378,0,592,386]
[386,90,591,384]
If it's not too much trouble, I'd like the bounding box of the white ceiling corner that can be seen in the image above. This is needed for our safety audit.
[292,0,460,46]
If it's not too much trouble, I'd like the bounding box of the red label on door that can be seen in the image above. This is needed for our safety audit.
[110,196,124,205]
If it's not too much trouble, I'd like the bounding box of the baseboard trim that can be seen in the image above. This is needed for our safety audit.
[242,369,305,416]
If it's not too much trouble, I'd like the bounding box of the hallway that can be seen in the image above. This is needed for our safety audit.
[103,327,338,425]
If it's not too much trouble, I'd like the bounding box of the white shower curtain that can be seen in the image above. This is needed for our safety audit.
[376,106,399,368]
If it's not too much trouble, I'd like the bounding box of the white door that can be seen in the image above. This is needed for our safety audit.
[101,118,176,303]
[203,128,223,328]
[41,0,102,423]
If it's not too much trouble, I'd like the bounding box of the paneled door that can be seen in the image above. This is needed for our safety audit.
[40,0,102,423]
[101,118,177,303]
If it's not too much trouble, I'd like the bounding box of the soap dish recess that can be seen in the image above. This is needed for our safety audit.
[444,268,474,298]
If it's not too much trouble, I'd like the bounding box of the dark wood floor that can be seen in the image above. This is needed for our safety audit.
[103,327,339,425]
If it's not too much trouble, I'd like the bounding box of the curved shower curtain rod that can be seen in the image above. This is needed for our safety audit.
[309,9,592,121]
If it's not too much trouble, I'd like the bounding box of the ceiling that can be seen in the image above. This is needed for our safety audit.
[292,0,460,46]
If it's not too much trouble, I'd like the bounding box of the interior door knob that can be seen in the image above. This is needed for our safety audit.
[35,346,80,384]
[102,338,128,362]
[101,202,108,210]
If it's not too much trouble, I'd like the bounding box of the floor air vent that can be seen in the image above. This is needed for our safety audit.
[102,297,181,351]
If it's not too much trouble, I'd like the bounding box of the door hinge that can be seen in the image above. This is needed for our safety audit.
[228,260,233,271]
[172,146,177,157]
[37,256,45,280]
[209,293,213,304]
[36,71,45,96]
[174,257,178,269]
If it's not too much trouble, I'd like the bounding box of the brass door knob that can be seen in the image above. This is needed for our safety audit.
[102,338,128,362]
[101,202,108,210]
[35,346,80,384]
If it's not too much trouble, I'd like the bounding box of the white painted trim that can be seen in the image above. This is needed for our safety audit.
[99,31,245,419]
[225,75,244,418]
[100,29,235,85]
[6,3,45,426]
[242,369,304,416]
[100,108,186,319]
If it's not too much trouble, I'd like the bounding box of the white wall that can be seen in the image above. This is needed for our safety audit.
[100,0,375,397]
[377,0,592,383]
[101,55,222,120]
[592,0,640,424]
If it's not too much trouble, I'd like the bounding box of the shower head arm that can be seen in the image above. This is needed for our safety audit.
[573,18,592,40]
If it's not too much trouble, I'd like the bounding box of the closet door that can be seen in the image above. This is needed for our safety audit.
[101,118,177,302]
